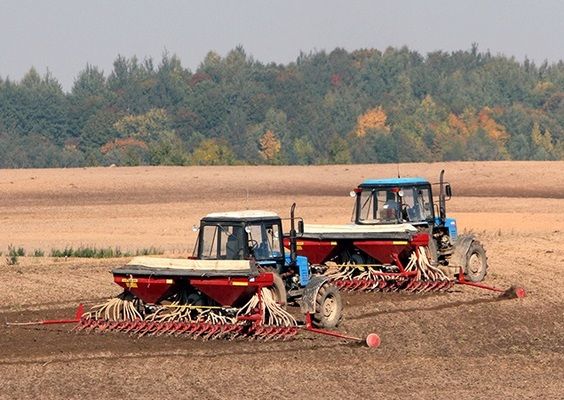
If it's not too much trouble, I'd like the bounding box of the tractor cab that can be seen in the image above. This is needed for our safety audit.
[352,177,437,226]
[351,173,461,259]
[196,210,285,270]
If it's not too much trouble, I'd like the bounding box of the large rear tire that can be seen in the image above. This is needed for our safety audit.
[464,241,488,282]
[269,272,287,307]
[312,283,342,329]
[426,237,439,266]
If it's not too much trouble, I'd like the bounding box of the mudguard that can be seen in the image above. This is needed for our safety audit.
[448,234,476,269]
[299,275,330,314]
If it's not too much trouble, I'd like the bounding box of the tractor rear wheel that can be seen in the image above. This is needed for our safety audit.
[426,238,439,266]
[464,241,488,282]
[312,283,342,329]
[269,272,287,307]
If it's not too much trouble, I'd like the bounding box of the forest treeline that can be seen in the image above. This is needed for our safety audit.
[0,45,562,168]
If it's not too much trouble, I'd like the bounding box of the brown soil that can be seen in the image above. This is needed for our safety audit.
[0,161,563,399]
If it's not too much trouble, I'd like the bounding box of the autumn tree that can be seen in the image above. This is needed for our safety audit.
[259,130,281,162]
[531,122,555,160]
[354,106,389,137]
[191,139,236,165]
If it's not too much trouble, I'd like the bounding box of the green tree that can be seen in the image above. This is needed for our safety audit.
[328,134,351,164]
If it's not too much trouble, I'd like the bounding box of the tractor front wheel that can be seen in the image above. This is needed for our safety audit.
[464,241,488,282]
[312,283,342,329]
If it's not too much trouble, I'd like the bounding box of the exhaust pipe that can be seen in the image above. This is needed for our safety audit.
[439,169,446,223]
[289,203,297,268]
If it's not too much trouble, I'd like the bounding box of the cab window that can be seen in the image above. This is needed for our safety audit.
[200,225,245,260]
[401,187,433,222]
[247,222,282,260]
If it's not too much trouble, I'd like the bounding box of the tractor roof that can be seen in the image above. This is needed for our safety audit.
[203,210,280,222]
[360,177,429,187]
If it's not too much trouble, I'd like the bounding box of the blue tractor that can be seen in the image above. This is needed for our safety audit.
[350,170,488,282]
[194,205,343,329]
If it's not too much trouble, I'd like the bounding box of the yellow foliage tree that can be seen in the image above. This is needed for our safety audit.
[531,122,554,153]
[477,107,508,143]
[354,106,389,137]
[447,113,469,136]
[259,130,281,162]
[113,108,169,141]
[191,139,235,165]
[420,95,436,113]
[533,81,554,93]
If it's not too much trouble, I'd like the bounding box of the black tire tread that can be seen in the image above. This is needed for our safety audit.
[464,240,488,282]
[312,283,343,329]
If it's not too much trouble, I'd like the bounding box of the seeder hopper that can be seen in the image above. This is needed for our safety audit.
[76,257,300,340]
[292,224,452,293]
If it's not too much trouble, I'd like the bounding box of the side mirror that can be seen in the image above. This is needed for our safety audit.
[350,188,362,197]
[445,184,452,199]
[297,220,304,234]
[192,225,199,232]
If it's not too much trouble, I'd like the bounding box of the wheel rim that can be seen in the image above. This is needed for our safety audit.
[468,253,483,275]
[323,294,337,319]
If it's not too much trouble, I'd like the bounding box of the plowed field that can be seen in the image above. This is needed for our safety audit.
[0,161,563,399]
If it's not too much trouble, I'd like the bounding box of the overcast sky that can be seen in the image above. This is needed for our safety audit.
[1,0,563,91]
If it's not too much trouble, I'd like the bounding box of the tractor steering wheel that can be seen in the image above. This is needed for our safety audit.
[248,239,259,250]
